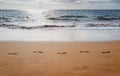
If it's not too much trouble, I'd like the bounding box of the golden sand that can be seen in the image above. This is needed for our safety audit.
[0,41,120,76]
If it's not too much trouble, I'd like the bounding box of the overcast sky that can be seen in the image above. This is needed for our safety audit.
[0,0,120,9]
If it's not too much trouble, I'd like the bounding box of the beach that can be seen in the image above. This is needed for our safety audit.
[0,41,120,76]
[0,9,120,76]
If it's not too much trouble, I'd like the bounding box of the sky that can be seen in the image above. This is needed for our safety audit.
[0,0,120,9]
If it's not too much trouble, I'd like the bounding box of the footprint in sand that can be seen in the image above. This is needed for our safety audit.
[8,52,18,55]
[0,63,8,67]
[73,65,88,72]
[57,52,67,55]
[33,51,44,54]
[80,51,90,53]
[101,51,111,54]
[38,51,44,53]
[118,49,120,51]
[33,51,37,53]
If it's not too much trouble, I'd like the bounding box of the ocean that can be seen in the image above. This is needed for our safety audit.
[0,9,120,41]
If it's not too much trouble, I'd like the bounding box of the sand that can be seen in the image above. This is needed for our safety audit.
[0,41,120,76]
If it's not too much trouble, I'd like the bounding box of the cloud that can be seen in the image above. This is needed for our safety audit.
[45,0,120,4]
[0,0,40,4]
[38,0,120,9]
[46,0,109,3]
[0,0,120,4]
[111,0,120,3]
[0,0,120,9]
[49,0,75,3]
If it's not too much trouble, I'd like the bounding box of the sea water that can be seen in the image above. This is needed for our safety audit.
[0,9,120,41]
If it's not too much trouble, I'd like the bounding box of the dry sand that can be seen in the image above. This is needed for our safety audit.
[0,41,120,76]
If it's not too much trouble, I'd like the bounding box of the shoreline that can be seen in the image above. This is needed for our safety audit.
[0,40,120,42]
[1,27,120,41]
[0,41,120,76]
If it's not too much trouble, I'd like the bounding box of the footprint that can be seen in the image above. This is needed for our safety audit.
[73,66,81,71]
[62,52,67,54]
[38,51,44,53]
[84,51,90,53]
[33,51,37,53]
[73,65,88,71]
[0,63,8,67]
[80,51,90,53]
[57,52,67,55]
[80,51,83,53]
[57,52,61,54]
[33,51,44,54]
[101,51,111,54]
[118,49,120,51]
[8,52,18,55]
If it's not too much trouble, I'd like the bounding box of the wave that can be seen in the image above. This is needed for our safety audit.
[95,16,120,21]
[47,17,79,21]
[0,23,120,30]
[59,15,88,18]
[47,15,88,21]
[47,15,120,22]
[86,23,120,27]
[0,24,76,29]
[0,17,11,22]
[0,15,31,23]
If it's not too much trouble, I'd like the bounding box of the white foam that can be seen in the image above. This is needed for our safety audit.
[0,28,120,41]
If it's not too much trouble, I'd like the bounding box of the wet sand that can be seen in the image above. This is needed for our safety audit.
[0,41,120,76]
